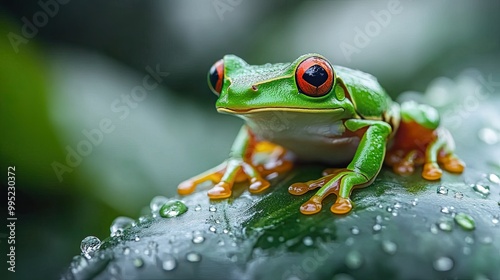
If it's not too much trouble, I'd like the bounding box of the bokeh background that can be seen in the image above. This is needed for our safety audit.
[1,0,499,279]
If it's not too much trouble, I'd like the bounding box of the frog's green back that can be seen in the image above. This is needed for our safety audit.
[335,65,392,119]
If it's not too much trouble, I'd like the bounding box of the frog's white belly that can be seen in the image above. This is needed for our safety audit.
[242,112,360,165]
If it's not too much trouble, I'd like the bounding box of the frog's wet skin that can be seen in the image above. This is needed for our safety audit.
[177,54,465,215]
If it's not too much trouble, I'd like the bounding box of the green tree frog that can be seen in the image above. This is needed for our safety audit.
[178,54,465,215]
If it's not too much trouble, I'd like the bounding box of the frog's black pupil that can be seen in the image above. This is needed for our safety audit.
[209,66,219,90]
[302,65,328,87]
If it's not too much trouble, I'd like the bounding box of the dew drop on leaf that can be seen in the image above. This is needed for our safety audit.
[433,256,454,271]
[192,231,205,244]
[159,200,188,218]
[186,252,202,262]
[454,213,476,230]
[345,250,363,270]
[133,257,144,268]
[350,226,360,235]
[381,240,398,255]
[110,216,134,237]
[437,186,449,195]
[149,195,169,212]
[471,184,490,197]
[303,236,314,246]
[80,236,101,259]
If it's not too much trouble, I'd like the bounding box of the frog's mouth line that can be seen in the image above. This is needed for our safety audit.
[217,107,345,114]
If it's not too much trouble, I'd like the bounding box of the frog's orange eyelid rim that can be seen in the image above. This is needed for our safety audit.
[295,56,335,97]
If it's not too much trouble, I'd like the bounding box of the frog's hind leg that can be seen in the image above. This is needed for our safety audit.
[423,128,465,180]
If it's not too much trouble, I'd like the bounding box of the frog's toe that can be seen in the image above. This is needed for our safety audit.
[177,180,197,195]
[422,163,443,181]
[288,183,311,195]
[330,197,353,214]
[393,162,415,176]
[207,182,232,199]
[440,155,465,174]
[248,178,270,193]
[300,196,323,215]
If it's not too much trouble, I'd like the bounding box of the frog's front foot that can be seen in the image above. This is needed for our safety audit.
[289,169,367,215]
[177,142,293,199]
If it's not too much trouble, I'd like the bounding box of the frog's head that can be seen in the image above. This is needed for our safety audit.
[208,54,355,118]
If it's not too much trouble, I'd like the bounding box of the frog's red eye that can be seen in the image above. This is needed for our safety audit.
[208,59,224,96]
[295,57,334,97]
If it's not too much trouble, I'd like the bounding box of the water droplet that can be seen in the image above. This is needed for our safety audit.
[492,216,499,225]
[303,236,314,246]
[209,205,217,212]
[209,226,217,233]
[80,236,101,259]
[433,256,454,271]
[437,186,449,195]
[215,219,221,224]
[472,184,490,197]
[441,206,450,214]
[159,200,188,218]
[345,250,363,270]
[278,236,285,242]
[133,257,144,268]
[186,252,201,262]
[393,202,402,209]
[149,195,168,212]
[375,215,383,223]
[386,206,393,212]
[156,253,177,271]
[465,236,474,244]
[122,246,130,255]
[192,231,205,244]
[478,127,499,145]
[438,219,453,232]
[218,240,225,246]
[430,224,439,234]
[488,173,500,184]
[110,216,134,237]
[373,224,382,232]
[454,213,476,230]
[223,229,229,234]
[194,204,202,211]
[454,192,464,199]
[411,198,419,206]
[134,235,140,242]
[350,226,360,235]
[345,237,354,246]
[267,236,274,243]
[381,240,397,255]
[392,211,398,217]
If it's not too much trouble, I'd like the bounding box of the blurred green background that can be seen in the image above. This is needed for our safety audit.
[0,0,499,279]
